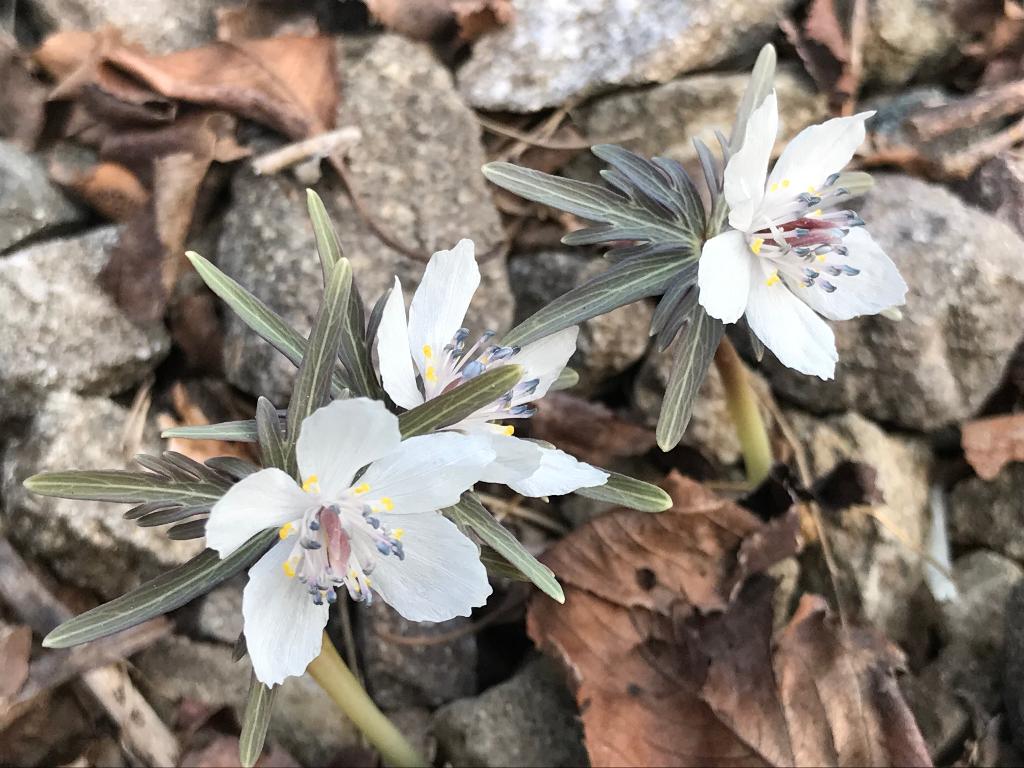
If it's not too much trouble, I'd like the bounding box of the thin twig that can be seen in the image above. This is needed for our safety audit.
[252,127,362,176]
[843,0,868,116]
[476,491,570,536]
[494,99,581,164]
[373,589,525,647]
[476,114,638,150]
[943,113,1024,178]
[907,79,1024,141]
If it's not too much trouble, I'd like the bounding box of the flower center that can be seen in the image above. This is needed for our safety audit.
[747,173,864,293]
[279,491,405,606]
[423,328,540,431]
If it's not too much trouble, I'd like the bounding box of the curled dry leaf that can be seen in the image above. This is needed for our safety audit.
[157,381,257,464]
[530,392,656,467]
[366,0,514,43]
[0,624,32,702]
[780,0,857,113]
[962,412,1024,480]
[527,472,930,767]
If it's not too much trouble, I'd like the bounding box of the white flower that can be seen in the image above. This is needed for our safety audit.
[204,398,494,686]
[697,91,907,380]
[375,239,608,497]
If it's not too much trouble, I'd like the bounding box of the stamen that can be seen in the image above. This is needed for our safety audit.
[750,237,764,255]
[766,271,781,286]
[302,475,320,493]
[353,483,370,495]
[422,344,433,359]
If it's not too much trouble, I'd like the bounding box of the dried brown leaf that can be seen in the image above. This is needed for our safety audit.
[962,412,1024,480]
[0,35,48,150]
[528,473,930,768]
[782,0,858,113]
[366,0,513,43]
[530,392,656,467]
[0,624,32,701]
[49,160,150,221]
[158,380,257,464]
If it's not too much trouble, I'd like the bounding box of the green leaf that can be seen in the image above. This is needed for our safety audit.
[239,673,276,768]
[574,471,672,512]
[551,367,579,391]
[398,365,523,438]
[479,546,531,582]
[307,189,343,282]
[43,530,276,648]
[256,397,287,471]
[501,249,689,348]
[656,307,724,451]
[339,277,383,399]
[186,251,349,397]
[446,493,563,602]
[161,420,260,443]
[24,470,224,506]
[286,259,353,459]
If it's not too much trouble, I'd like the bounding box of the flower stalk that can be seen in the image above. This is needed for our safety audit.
[307,632,428,768]
[714,337,773,486]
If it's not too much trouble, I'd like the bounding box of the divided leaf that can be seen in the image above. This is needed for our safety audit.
[239,673,276,768]
[398,365,523,438]
[573,471,672,513]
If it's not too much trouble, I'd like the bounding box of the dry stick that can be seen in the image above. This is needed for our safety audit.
[494,99,582,164]
[252,127,362,176]
[475,491,570,536]
[476,114,640,150]
[907,79,1024,141]
[842,0,869,116]
[943,113,1024,178]
[0,538,180,766]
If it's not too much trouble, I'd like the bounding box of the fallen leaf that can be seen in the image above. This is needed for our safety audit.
[49,159,150,221]
[0,624,32,701]
[158,380,257,464]
[0,35,48,150]
[781,0,858,113]
[962,412,1024,480]
[528,472,930,767]
[215,3,321,42]
[530,392,656,467]
[366,0,514,43]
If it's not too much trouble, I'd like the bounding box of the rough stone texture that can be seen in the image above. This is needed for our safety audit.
[135,635,359,766]
[194,581,244,645]
[30,0,220,52]
[356,600,477,710]
[388,707,438,766]
[220,36,512,403]
[950,465,1024,561]
[633,343,773,466]
[788,411,932,642]
[0,227,170,417]
[456,0,799,112]
[757,175,1024,431]
[0,141,82,252]
[1,392,202,598]
[573,66,827,171]
[509,251,652,394]
[433,656,587,768]
[964,151,1024,238]
[1004,580,1024,752]
[901,662,970,762]
[941,551,1023,658]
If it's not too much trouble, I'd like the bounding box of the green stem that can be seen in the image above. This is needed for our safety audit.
[714,337,773,486]
[307,632,428,768]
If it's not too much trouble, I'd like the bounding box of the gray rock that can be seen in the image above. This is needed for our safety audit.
[387,707,437,766]
[356,599,476,710]
[2,392,202,598]
[433,656,587,768]
[950,465,1024,561]
[456,0,799,112]
[0,141,82,252]
[509,251,652,393]
[789,411,932,643]
[633,344,773,467]
[0,227,170,418]
[964,151,1024,237]
[30,0,219,52]
[756,175,1024,431]
[1005,580,1024,752]
[194,581,244,645]
[135,635,360,766]
[219,36,511,403]
[573,66,827,171]
[941,551,1023,658]
[900,662,970,762]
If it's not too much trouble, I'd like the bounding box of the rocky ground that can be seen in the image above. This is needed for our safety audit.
[2,0,1024,766]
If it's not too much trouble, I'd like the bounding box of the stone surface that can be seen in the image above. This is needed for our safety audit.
[757,175,1024,431]
[950,465,1024,561]
[135,635,359,766]
[0,227,170,418]
[1,392,202,598]
[633,343,773,466]
[194,581,244,645]
[434,656,587,768]
[573,65,827,172]
[0,140,82,252]
[789,411,932,642]
[456,0,799,112]
[220,36,511,403]
[30,0,220,52]
[964,151,1024,238]
[901,662,970,761]
[356,599,477,710]
[1004,580,1024,752]
[509,251,652,394]
[941,551,1023,658]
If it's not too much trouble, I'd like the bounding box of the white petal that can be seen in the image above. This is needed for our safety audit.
[505,445,609,498]
[724,91,778,232]
[477,431,544,485]
[795,228,908,321]
[356,432,494,515]
[242,540,329,686]
[205,468,310,557]
[764,111,873,207]
[697,230,753,323]
[407,239,480,377]
[745,259,838,380]
[375,277,424,410]
[367,511,492,622]
[510,326,579,401]
[296,399,402,498]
